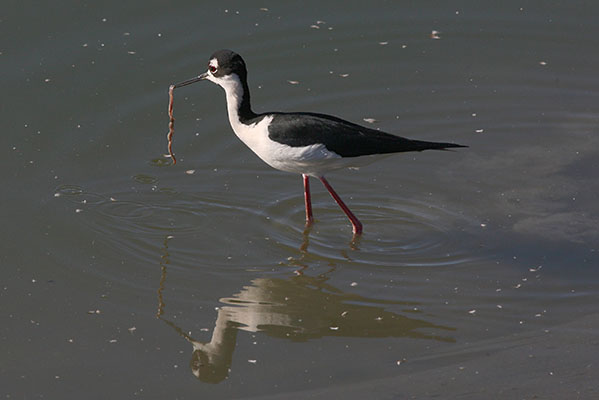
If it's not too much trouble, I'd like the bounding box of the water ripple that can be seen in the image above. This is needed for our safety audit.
[262,186,476,268]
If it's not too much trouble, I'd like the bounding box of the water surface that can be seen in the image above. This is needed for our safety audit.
[2,1,598,398]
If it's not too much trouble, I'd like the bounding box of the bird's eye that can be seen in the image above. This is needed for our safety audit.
[209,65,217,73]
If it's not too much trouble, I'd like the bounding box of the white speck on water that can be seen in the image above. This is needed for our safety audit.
[185,169,195,175]
[288,80,300,85]
[468,309,476,314]
[475,129,484,133]
[363,118,377,124]
[350,282,358,287]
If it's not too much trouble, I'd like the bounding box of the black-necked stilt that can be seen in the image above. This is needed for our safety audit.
[171,49,466,235]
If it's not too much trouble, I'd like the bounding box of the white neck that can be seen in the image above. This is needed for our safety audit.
[220,74,245,123]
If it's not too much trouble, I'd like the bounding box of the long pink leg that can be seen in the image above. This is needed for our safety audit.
[319,176,363,235]
[303,174,314,226]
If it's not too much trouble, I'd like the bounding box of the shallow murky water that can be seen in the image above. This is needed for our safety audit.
[2,1,598,398]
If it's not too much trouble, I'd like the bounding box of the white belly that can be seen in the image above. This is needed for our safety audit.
[229,115,359,176]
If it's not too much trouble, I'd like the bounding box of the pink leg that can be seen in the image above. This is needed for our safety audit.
[303,174,314,226]
[319,176,363,235]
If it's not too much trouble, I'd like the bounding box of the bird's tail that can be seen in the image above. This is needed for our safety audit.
[407,139,468,152]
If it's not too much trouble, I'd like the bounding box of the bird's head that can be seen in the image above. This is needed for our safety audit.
[171,49,247,90]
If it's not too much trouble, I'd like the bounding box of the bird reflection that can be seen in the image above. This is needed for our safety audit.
[156,237,455,384]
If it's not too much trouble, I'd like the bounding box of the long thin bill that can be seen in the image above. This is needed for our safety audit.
[172,72,208,88]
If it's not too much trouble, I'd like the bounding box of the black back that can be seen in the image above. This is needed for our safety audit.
[267,112,466,157]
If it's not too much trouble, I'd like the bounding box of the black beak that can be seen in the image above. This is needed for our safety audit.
[172,72,209,89]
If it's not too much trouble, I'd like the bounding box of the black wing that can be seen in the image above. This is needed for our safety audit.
[266,112,466,157]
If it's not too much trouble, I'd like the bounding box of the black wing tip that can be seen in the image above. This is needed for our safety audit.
[414,140,468,152]
[436,143,468,152]
[445,143,469,149]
